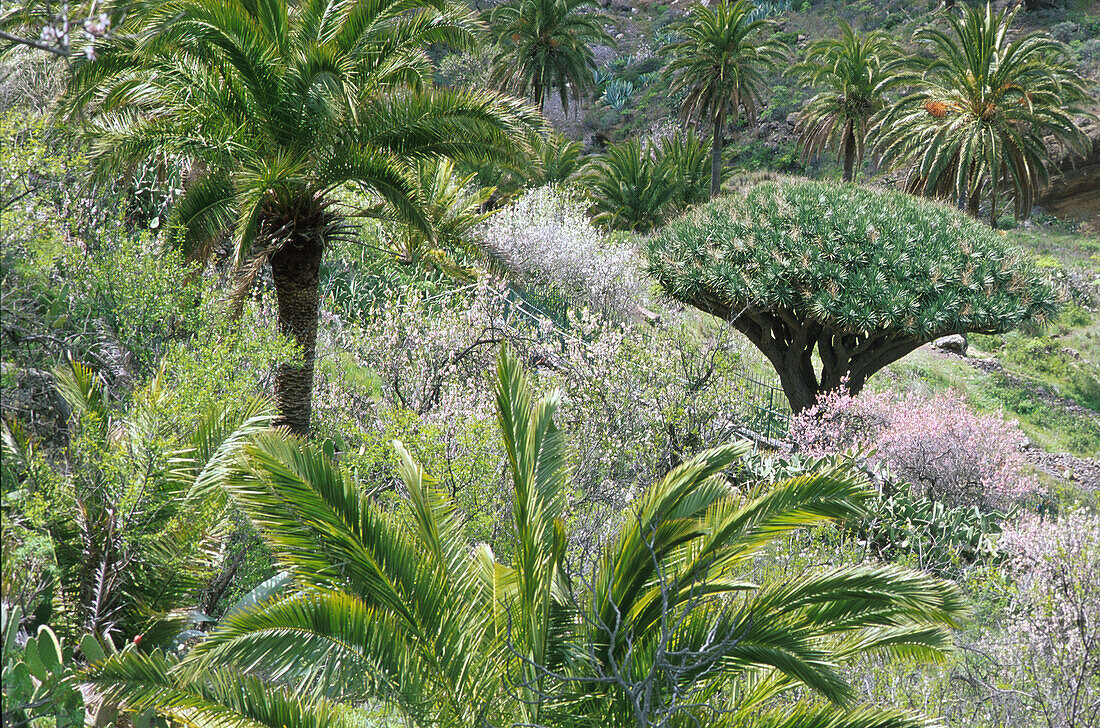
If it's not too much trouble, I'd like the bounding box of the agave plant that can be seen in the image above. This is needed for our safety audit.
[85,348,968,728]
[873,2,1093,224]
[601,78,636,110]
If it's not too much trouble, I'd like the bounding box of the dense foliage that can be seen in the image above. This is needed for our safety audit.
[60,0,538,434]
[2,1,1097,728]
[647,179,1060,410]
[82,350,969,728]
[874,3,1094,224]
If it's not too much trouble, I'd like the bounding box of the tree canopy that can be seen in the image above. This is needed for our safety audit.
[646,179,1059,411]
[873,2,1093,225]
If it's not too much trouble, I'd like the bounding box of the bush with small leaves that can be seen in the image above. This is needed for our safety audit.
[480,185,646,315]
[994,508,1100,728]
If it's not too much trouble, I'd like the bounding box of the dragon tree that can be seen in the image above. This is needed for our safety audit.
[646,179,1058,411]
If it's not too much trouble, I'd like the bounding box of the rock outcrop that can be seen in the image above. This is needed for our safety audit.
[1038,117,1100,231]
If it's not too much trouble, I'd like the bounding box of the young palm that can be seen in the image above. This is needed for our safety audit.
[489,0,614,113]
[793,21,898,182]
[61,0,539,434]
[873,3,1093,225]
[84,349,967,728]
[1,357,272,644]
[661,0,788,198]
[381,158,497,281]
[583,138,683,233]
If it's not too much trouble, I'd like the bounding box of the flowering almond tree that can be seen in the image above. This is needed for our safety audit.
[646,179,1058,412]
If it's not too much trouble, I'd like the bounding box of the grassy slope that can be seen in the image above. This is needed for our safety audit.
[884,225,1100,459]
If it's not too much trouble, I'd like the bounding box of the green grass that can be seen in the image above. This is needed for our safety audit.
[884,347,1100,458]
[1003,224,1100,272]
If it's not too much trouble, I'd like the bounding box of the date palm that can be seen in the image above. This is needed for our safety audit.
[873,2,1093,225]
[61,0,539,434]
[793,21,898,182]
[489,0,614,113]
[85,349,967,728]
[661,0,788,198]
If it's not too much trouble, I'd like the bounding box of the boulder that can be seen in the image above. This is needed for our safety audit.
[932,334,968,355]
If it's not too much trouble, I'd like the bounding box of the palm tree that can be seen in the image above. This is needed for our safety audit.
[873,3,1093,226]
[793,21,898,182]
[1,357,271,644]
[583,138,683,233]
[380,158,497,281]
[660,0,788,198]
[489,0,615,113]
[85,349,967,728]
[61,0,539,434]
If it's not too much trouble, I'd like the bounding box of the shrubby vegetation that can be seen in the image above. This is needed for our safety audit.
[648,180,1058,411]
[2,1,1098,728]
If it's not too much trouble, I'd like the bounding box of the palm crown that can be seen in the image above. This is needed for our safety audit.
[61,0,539,434]
[793,21,898,182]
[873,2,1093,225]
[489,0,614,113]
[85,349,969,728]
[661,0,788,197]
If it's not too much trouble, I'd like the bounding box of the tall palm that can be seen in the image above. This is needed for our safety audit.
[84,349,967,728]
[793,21,898,182]
[873,2,1093,226]
[61,0,539,434]
[660,0,788,198]
[489,0,614,113]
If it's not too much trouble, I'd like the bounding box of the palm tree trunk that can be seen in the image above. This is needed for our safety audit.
[966,187,981,217]
[842,121,857,183]
[710,109,726,198]
[270,239,323,436]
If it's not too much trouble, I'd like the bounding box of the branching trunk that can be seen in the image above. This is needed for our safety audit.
[271,239,323,436]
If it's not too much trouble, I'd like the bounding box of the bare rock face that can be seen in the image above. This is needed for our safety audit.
[1038,117,1100,232]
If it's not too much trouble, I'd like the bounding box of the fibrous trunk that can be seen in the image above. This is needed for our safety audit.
[842,122,857,183]
[711,109,725,198]
[271,239,323,436]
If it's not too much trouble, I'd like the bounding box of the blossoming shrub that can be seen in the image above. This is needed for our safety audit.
[479,185,645,317]
[312,279,757,558]
[790,387,1034,509]
[994,509,1100,728]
